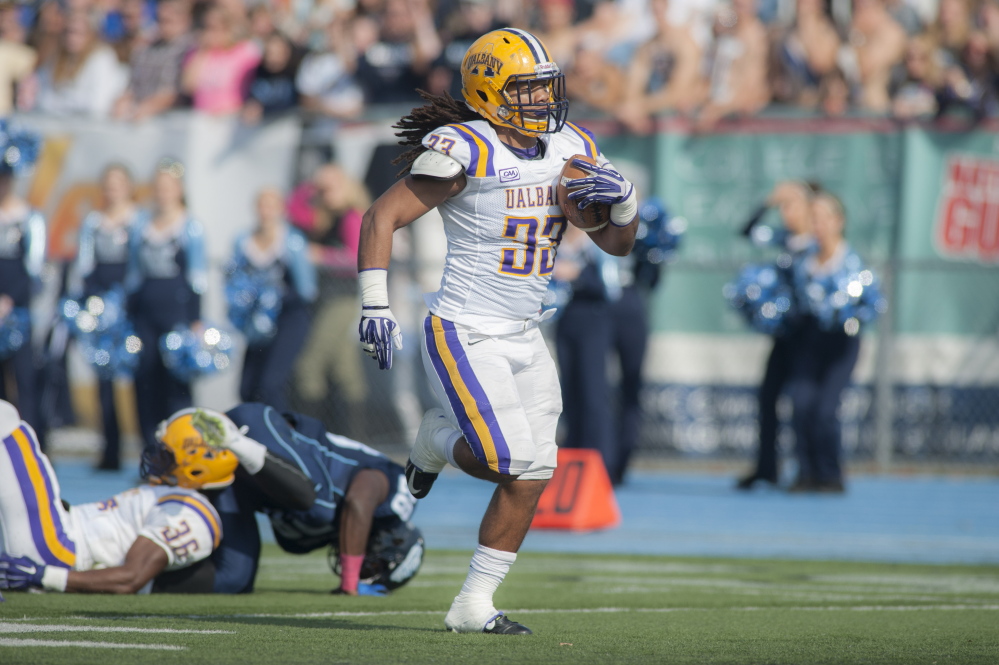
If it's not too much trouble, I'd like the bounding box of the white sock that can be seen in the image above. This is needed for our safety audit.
[441,430,462,468]
[456,544,516,604]
[445,545,517,632]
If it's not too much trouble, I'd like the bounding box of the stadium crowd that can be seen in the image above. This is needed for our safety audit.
[1,0,998,127]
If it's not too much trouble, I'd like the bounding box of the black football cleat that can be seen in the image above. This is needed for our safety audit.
[484,615,533,635]
[405,460,439,499]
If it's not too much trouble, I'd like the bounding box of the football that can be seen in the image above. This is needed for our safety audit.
[557,154,612,232]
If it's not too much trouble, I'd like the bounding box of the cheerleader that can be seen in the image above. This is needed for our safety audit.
[0,127,45,437]
[230,187,317,411]
[125,159,206,448]
[736,180,818,490]
[71,164,138,470]
[787,192,880,493]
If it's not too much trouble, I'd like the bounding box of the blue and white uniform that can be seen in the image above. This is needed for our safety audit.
[0,401,220,589]
[418,119,612,480]
[72,210,137,469]
[125,211,206,448]
[230,227,317,411]
[201,403,415,593]
[0,204,45,433]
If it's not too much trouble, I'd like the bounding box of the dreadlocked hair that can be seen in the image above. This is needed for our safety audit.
[393,90,480,177]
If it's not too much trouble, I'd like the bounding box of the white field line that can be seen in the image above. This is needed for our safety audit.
[0,638,185,651]
[36,605,999,622]
[0,622,234,634]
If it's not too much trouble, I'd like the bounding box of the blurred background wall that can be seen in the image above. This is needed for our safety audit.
[11,109,998,467]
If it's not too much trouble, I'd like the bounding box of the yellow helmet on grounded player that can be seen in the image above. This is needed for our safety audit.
[140,408,238,490]
[461,28,568,136]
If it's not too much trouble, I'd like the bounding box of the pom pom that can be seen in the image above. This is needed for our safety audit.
[796,259,885,333]
[159,324,234,383]
[724,263,796,335]
[61,287,141,379]
[634,198,685,265]
[0,307,31,360]
[0,119,42,176]
[224,263,284,344]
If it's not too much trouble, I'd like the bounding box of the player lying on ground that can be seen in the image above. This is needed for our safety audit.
[0,399,230,594]
[149,403,424,596]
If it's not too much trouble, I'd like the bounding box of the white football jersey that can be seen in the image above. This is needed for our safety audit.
[422,119,610,334]
[67,485,221,575]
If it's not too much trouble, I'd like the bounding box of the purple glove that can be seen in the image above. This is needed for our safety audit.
[565,159,634,209]
[0,553,45,591]
[359,306,403,371]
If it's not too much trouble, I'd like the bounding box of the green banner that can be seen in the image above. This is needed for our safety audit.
[599,123,998,337]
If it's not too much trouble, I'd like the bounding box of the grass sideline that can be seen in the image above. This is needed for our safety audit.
[1,545,998,664]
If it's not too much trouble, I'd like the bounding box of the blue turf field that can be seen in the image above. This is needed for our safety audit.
[53,460,999,565]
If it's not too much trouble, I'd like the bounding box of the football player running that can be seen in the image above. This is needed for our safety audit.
[149,403,424,596]
[357,28,638,634]
[0,399,226,595]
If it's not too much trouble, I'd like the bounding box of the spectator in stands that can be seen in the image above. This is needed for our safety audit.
[534,0,579,68]
[981,0,999,58]
[884,0,924,36]
[565,41,626,116]
[428,0,503,98]
[844,0,906,112]
[930,0,972,63]
[126,158,205,449]
[296,14,363,125]
[353,0,441,105]
[574,0,639,56]
[616,0,706,132]
[818,67,851,115]
[181,4,260,115]
[697,0,771,129]
[231,188,316,412]
[108,0,154,64]
[890,33,944,118]
[248,2,277,48]
[0,0,28,44]
[113,0,194,122]
[28,0,66,70]
[289,164,370,438]
[937,31,999,118]
[0,2,36,115]
[242,32,302,124]
[35,9,128,117]
[771,0,840,108]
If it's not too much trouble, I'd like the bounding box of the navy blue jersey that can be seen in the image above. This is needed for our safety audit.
[225,403,416,553]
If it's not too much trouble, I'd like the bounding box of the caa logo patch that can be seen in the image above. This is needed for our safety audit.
[499,167,521,183]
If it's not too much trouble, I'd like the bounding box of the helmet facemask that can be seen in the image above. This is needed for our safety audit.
[495,70,568,136]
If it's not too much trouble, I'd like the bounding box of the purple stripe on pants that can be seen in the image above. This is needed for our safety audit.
[3,432,66,566]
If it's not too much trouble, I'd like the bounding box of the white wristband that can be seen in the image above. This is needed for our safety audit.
[610,185,638,227]
[227,435,267,475]
[41,565,69,592]
[358,268,389,308]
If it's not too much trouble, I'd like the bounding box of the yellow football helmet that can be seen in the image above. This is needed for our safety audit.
[461,28,568,136]
[141,408,238,490]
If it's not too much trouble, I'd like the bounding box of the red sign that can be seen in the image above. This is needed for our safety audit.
[936,155,999,263]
